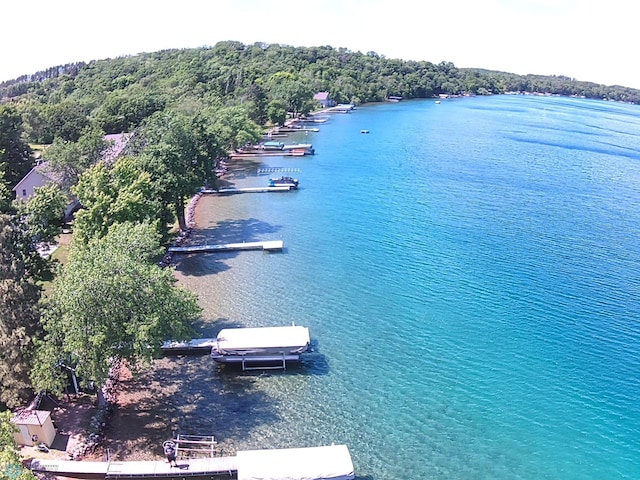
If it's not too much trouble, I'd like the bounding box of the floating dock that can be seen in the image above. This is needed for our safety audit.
[168,240,283,254]
[201,186,294,194]
[229,151,306,158]
[256,167,301,174]
[30,444,354,480]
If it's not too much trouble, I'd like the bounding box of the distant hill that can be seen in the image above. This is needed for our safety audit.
[2,41,639,144]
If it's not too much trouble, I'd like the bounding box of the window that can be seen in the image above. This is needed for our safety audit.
[22,189,27,197]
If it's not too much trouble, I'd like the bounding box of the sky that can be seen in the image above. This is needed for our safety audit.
[2,0,638,89]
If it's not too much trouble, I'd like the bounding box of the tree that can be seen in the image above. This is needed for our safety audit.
[0,411,38,480]
[0,215,42,409]
[267,72,314,117]
[72,156,163,244]
[133,111,207,231]
[16,184,67,246]
[267,100,287,126]
[32,221,200,392]
[0,104,32,188]
[0,166,12,214]
[45,127,108,194]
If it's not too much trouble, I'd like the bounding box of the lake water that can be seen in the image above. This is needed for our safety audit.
[173,95,640,480]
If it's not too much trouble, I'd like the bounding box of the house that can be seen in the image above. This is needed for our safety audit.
[11,133,131,217]
[11,409,57,447]
[12,162,56,201]
[313,91,335,108]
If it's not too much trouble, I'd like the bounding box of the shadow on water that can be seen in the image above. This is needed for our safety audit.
[173,217,283,278]
[103,355,281,459]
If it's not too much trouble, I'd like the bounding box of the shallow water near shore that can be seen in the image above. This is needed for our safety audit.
[171,95,640,480]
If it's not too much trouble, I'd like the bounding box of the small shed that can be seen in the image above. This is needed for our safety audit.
[11,409,57,447]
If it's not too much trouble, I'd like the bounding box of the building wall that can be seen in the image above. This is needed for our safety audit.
[12,169,50,201]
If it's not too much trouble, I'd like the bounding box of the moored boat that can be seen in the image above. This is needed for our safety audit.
[268,176,299,189]
[211,325,311,370]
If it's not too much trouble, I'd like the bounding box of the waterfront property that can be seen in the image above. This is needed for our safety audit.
[210,325,311,370]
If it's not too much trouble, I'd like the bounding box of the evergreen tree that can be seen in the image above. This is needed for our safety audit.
[0,104,32,188]
[0,215,42,409]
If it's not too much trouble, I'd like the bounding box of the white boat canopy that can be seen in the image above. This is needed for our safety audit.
[236,444,355,480]
[215,326,310,354]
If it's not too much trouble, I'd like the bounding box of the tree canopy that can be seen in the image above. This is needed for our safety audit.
[32,221,200,393]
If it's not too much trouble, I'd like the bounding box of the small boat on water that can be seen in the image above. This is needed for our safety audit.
[268,176,299,189]
[282,143,315,155]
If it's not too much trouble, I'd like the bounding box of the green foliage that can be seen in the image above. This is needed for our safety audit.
[0,411,38,480]
[267,100,287,126]
[132,111,209,230]
[16,184,67,245]
[93,88,167,134]
[45,127,108,193]
[46,100,91,142]
[0,167,11,214]
[0,215,42,409]
[72,156,163,244]
[0,104,32,187]
[32,221,200,392]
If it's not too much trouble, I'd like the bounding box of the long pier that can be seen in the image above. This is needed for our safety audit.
[168,240,284,254]
[30,444,354,480]
[201,186,293,194]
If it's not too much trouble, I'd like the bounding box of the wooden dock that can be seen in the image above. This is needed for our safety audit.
[201,186,293,194]
[30,456,237,479]
[168,240,284,254]
[229,151,306,158]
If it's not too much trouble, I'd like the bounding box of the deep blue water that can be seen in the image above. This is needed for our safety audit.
[176,95,640,480]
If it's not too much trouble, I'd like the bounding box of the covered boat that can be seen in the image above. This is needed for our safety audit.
[211,325,311,370]
[237,444,355,480]
[268,176,299,189]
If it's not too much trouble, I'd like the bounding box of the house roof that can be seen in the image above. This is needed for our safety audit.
[12,133,132,192]
[314,91,330,101]
[103,133,131,164]
[12,409,51,426]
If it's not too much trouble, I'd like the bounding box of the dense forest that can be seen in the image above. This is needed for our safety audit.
[1,42,640,145]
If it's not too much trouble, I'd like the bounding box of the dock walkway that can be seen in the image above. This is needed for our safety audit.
[201,186,293,194]
[31,456,237,479]
[30,444,354,480]
[161,338,216,354]
[168,240,283,254]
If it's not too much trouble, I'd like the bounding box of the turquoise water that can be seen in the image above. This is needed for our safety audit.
[175,95,640,479]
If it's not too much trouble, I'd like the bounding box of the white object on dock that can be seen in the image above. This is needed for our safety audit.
[168,240,284,254]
